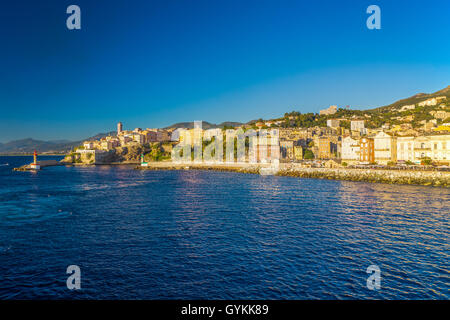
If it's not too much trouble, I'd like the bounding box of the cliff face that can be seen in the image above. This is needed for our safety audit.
[62,142,174,164]
[62,150,117,164]
[113,146,147,162]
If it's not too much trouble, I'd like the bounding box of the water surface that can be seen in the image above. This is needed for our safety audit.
[0,156,449,299]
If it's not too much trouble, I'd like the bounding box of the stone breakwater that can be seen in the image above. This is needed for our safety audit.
[137,162,450,187]
[136,162,261,174]
[279,167,450,187]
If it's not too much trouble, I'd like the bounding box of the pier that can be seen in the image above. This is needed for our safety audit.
[13,150,61,171]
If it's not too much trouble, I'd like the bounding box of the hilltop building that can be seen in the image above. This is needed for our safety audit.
[320,105,337,116]
[351,120,366,135]
[327,119,340,128]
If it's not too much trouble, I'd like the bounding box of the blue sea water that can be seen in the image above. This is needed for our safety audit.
[0,156,449,299]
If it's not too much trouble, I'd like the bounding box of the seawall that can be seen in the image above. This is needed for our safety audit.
[278,166,450,187]
[136,162,450,187]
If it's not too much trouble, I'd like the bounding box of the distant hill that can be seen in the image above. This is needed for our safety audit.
[0,131,116,154]
[273,85,450,129]
[373,85,450,113]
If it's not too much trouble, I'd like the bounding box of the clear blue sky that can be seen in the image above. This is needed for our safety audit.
[0,0,449,142]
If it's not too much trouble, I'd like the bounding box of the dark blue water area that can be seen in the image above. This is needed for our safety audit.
[0,156,449,299]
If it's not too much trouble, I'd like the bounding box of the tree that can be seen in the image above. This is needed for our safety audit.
[420,157,432,166]
[304,149,315,159]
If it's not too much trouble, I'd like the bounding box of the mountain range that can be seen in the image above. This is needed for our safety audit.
[0,132,116,155]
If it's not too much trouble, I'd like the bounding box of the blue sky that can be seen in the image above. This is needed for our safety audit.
[0,0,449,142]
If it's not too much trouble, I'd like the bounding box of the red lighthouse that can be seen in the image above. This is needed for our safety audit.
[30,150,40,170]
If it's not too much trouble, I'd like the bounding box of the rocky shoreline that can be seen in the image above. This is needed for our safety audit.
[14,158,450,187]
[137,162,450,187]
[277,167,450,187]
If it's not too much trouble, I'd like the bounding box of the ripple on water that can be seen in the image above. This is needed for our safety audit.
[0,163,449,299]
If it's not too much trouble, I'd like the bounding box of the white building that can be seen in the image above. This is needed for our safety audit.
[418,96,447,107]
[341,136,360,161]
[351,120,365,133]
[429,135,450,163]
[327,119,340,128]
[399,104,415,111]
[397,134,450,164]
[133,133,145,144]
[374,132,397,164]
[397,136,416,162]
[83,141,94,150]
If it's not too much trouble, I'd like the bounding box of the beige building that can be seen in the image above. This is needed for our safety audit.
[83,141,94,150]
[351,120,365,134]
[133,133,145,144]
[317,137,331,159]
[327,119,340,128]
[397,134,449,164]
[341,136,360,162]
[429,134,450,163]
[374,132,397,164]
[397,136,416,162]
[430,110,450,120]
[418,96,446,107]
[293,145,303,160]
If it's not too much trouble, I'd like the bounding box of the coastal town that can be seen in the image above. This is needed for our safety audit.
[13,87,450,187]
[68,94,450,169]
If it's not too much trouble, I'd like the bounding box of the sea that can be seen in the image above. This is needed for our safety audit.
[0,156,449,299]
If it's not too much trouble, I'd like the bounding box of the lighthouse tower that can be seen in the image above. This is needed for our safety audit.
[30,150,40,170]
[140,153,148,167]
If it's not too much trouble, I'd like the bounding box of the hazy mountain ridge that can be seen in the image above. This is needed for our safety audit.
[0,132,116,154]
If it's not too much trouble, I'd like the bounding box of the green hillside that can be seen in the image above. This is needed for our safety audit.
[271,85,450,129]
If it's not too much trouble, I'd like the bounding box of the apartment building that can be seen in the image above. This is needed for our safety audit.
[317,137,331,159]
[374,132,397,164]
[341,136,360,162]
[359,137,374,163]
